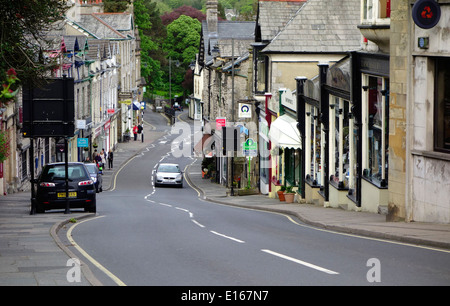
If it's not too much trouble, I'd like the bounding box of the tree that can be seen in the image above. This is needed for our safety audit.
[160,5,206,26]
[103,0,132,12]
[163,15,201,65]
[162,15,201,97]
[134,0,166,96]
[0,0,67,89]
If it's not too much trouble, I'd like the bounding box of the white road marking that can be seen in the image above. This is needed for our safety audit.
[210,231,245,244]
[192,220,205,228]
[261,249,339,275]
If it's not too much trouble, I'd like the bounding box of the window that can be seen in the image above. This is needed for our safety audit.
[330,96,350,188]
[254,47,267,94]
[285,148,301,187]
[308,105,321,185]
[363,75,389,187]
[362,0,390,23]
[435,58,450,153]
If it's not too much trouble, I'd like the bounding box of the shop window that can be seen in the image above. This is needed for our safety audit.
[330,97,350,188]
[285,148,301,187]
[308,106,321,186]
[434,58,450,153]
[363,75,389,187]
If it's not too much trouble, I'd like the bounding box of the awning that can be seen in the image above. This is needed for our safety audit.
[268,114,301,149]
[193,134,215,157]
[132,101,141,110]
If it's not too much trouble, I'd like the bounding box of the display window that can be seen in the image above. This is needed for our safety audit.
[362,75,389,187]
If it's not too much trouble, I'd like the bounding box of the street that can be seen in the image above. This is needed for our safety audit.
[65,111,450,287]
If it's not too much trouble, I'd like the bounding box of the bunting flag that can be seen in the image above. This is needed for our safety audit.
[62,63,72,70]
[74,37,80,52]
[61,37,67,53]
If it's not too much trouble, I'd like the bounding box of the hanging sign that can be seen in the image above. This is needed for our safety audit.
[216,117,226,130]
[412,0,441,29]
[239,103,252,118]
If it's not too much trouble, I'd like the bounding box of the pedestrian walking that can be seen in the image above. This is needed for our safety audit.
[94,153,102,168]
[100,148,107,166]
[108,151,114,169]
[133,124,138,141]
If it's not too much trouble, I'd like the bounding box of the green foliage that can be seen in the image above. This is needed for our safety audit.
[103,0,132,12]
[0,130,10,163]
[0,0,67,88]
[164,15,201,65]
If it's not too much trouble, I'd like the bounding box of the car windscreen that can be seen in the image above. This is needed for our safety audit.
[41,165,89,181]
[157,165,180,173]
[84,164,97,174]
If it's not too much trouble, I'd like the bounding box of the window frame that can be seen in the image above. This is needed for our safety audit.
[434,57,450,154]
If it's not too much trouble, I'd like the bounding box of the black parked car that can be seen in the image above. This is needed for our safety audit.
[34,162,96,213]
[84,162,103,193]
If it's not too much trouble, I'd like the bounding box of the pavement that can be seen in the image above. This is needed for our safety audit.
[1,111,449,286]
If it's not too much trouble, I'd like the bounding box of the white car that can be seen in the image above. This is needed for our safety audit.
[154,163,183,188]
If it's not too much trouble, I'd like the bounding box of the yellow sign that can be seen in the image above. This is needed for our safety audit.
[118,99,132,105]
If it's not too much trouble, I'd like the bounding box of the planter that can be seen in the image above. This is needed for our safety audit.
[284,193,295,203]
[277,190,285,201]
[237,188,259,196]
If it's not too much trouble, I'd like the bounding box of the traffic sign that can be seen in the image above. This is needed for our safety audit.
[243,138,257,156]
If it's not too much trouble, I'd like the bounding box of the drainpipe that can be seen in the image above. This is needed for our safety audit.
[296,76,307,200]
[265,92,272,193]
[318,63,329,203]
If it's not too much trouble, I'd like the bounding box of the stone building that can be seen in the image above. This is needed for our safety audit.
[389,0,450,223]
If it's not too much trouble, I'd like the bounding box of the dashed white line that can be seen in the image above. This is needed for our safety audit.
[210,231,245,244]
[191,220,205,228]
[261,249,339,275]
[175,207,189,213]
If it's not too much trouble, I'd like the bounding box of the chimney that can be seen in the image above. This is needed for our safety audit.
[206,0,218,35]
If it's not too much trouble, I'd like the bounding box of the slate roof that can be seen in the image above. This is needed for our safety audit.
[263,0,362,53]
[256,0,307,43]
[73,12,134,40]
[200,20,255,65]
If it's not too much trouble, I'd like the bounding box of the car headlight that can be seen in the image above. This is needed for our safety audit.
[176,174,183,181]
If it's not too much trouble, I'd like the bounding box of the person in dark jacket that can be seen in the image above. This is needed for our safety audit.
[108,151,114,169]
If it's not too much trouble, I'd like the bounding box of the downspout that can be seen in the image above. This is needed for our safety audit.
[296,76,307,200]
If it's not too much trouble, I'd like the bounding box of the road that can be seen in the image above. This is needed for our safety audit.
[66,110,450,288]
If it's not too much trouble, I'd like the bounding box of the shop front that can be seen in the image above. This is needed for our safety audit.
[268,88,302,199]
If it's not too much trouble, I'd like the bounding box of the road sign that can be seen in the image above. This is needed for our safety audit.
[243,138,257,156]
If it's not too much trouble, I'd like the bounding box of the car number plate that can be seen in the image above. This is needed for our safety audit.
[57,192,77,198]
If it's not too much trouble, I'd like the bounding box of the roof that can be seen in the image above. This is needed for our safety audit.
[263,0,362,53]
[200,20,255,65]
[256,0,307,42]
[73,12,134,40]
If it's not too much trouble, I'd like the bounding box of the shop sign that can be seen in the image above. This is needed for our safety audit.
[216,117,226,130]
[239,103,252,118]
[76,120,86,129]
[77,138,89,148]
[281,88,296,112]
[104,119,111,131]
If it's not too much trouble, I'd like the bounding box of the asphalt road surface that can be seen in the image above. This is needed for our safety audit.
[67,111,450,288]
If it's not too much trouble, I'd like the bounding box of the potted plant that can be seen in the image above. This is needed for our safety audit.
[284,186,295,203]
[277,186,286,201]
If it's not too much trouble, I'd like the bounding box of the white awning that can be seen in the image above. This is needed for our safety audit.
[268,114,301,149]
